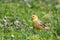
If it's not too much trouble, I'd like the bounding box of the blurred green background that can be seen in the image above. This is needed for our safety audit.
[0,0,60,40]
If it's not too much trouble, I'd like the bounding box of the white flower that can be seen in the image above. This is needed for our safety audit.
[3,19,7,25]
[11,34,14,38]
[14,20,19,26]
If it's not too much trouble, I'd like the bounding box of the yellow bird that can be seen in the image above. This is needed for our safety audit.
[32,15,49,30]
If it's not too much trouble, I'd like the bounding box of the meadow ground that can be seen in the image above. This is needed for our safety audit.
[0,0,60,40]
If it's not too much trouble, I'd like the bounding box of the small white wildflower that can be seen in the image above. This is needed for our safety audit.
[3,16,8,20]
[3,19,7,25]
[11,34,14,38]
[14,20,19,26]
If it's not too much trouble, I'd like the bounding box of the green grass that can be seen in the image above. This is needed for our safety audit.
[0,0,60,40]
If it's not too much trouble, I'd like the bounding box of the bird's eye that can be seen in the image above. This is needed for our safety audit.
[32,16,34,17]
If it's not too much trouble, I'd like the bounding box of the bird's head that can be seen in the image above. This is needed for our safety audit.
[32,15,38,21]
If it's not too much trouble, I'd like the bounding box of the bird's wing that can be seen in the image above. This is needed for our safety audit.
[38,20,47,28]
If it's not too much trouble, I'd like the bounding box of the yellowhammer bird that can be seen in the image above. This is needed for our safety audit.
[32,15,49,30]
